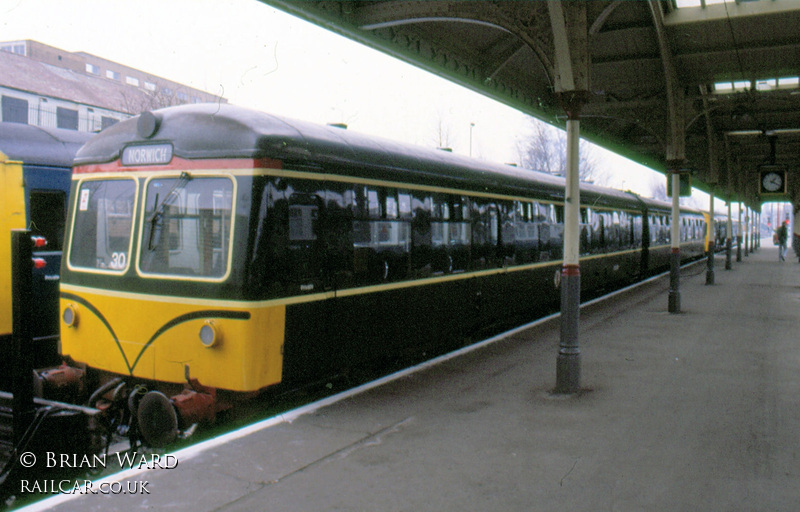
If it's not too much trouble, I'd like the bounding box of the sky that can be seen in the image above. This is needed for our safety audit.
[0,0,728,209]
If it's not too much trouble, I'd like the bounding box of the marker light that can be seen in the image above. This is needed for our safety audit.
[137,111,162,139]
[199,321,220,348]
[31,236,47,248]
[63,304,78,328]
[32,258,47,269]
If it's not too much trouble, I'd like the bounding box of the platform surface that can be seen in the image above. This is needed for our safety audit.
[19,241,800,511]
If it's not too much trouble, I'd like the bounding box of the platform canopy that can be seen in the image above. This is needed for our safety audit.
[262,0,800,208]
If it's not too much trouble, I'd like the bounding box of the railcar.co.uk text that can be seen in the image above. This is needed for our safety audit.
[16,451,178,495]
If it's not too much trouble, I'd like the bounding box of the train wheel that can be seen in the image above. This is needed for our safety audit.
[137,391,179,447]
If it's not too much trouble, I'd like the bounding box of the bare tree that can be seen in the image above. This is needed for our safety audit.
[118,87,192,115]
[648,174,668,201]
[517,122,563,174]
[516,117,604,184]
[648,174,706,209]
[430,108,456,150]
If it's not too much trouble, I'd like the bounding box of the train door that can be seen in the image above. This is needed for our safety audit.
[471,199,506,331]
[24,165,71,361]
[322,181,355,291]
[287,192,325,290]
[261,177,334,384]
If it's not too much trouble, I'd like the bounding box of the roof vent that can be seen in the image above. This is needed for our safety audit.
[437,147,453,152]
[327,123,347,130]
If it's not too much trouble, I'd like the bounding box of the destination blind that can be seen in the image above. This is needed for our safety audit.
[121,143,173,166]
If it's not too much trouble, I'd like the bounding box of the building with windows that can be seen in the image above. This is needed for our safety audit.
[0,40,226,132]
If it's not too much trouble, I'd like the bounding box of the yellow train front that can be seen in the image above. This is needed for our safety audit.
[58,104,708,447]
[59,107,294,445]
[60,164,285,393]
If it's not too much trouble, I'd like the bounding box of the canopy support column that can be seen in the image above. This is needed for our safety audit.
[737,203,743,262]
[745,209,750,257]
[556,114,582,394]
[668,172,681,313]
[547,0,588,395]
[706,193,715,285]
[725,201,733,270]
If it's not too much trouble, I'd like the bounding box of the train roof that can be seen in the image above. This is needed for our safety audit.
[76,103,701,215]
[0,122,93,167]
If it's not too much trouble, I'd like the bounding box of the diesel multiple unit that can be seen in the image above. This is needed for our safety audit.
[56,104,709,445]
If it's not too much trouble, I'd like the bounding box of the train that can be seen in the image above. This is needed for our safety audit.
[711,215,741,250]
[53,104,711,446]
[0,123,92,388]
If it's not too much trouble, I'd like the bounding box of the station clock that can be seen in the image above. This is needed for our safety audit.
[759,166,787,195]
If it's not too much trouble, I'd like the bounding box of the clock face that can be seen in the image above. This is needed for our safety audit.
[761,171,784,193]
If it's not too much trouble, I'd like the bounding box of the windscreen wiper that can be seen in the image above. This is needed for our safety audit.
[148,171,192,251]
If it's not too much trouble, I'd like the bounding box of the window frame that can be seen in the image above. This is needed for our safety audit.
[66,176,140,275]
[135,173,237,282]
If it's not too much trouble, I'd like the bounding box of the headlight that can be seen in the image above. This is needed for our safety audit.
[62,304,78,328]
[199,320,220,348]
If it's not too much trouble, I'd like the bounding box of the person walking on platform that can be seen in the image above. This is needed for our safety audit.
[776,220,789,261]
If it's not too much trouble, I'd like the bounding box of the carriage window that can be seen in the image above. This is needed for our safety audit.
[139,176,234,279]
[69,179,136,272]
[398,192,412,218]
[368,189,380,217]
[471,200,500,268]
[553,204,565,224]
[535,203,550,222]
[432,194,450,220]
[384,190,398,219]
[357,186,403,219]
[516,201,529,222]
[288,193,320,242]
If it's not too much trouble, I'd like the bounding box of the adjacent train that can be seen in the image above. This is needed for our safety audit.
[711,216,741,250]
[56,104,709,445]
[0,123,92,387]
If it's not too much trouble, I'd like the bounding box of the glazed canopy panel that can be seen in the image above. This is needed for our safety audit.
[262,0,800,207]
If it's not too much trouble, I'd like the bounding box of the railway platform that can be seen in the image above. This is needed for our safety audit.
[18,240,800,511]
